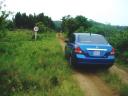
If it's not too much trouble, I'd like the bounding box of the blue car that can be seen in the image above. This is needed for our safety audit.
[65,33,115,68]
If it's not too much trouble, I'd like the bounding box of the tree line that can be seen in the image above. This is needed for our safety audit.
[14,12,55,30]
[0,0,10,38]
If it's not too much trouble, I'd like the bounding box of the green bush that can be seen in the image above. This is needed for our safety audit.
[120,84,128,96]
[107,31,128,63]
[36,22,53,33]
[6,20,15,31]
[0,7,10,39]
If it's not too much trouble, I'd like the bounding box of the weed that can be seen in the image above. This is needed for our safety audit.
[0,29,83,96]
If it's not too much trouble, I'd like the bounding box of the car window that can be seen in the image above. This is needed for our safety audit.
[77,35,108,44]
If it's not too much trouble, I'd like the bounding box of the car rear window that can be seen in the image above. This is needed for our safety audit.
[77,35,108,44]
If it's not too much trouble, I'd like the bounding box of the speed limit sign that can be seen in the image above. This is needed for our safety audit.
[34,26,39,32]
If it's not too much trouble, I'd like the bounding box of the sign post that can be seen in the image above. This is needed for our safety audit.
[33,26,39,40]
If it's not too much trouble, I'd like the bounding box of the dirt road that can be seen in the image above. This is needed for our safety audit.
[74,71,117,96]
[57,33,119,96]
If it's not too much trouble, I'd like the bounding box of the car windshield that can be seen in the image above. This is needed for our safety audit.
[77,35,108,44]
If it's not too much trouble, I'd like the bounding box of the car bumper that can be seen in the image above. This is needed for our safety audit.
[74,54,115,65]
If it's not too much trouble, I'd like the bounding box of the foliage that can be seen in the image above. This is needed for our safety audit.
[120,84,128,96]
[75,26,85,32]
[108,31,128,51]
[54,21,62,32]
[107,31,128,63]
[87,21,122,37]
[0,30,83,96]
[61,15,91,37]
[1,29,32,42]
[36,22,46,32]
[36,22,53,33]
[0,1,9,39]
[75,15,91,30]
[6,20,15,31]
[62,15,78,37]
[36,13,55,29]
[14,12,55,30]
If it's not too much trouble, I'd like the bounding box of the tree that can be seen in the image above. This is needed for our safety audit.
[0,0,9,38]
[75,15,91,30]
[54,21,62,32]
[14,12,22,28]
[21,13,28,28]
[36,21,53,33]
[62,15,78,37]
[28,14,35,29]
[36,22,47,33]
[36,13,55,29]
[14,12,55,30]
[75,26,85,32]
[61,15,92,37]
[6,20,15,31]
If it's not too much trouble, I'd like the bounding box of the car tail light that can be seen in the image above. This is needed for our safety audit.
[110,48,115,55]
[74,47,83,54]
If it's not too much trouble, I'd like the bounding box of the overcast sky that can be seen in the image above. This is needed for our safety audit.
[4,0,128,26]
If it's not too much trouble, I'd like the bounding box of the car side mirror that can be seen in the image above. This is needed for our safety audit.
[64,39,69,43]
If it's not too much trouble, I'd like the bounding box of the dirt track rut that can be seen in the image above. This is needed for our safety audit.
[73,71,116,96]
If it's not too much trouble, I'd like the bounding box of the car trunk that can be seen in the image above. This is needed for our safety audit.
[78,44,112,58]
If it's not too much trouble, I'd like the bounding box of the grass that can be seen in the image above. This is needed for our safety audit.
[115,59,128,73]
[0,30,83,96]
[99,71,128,96]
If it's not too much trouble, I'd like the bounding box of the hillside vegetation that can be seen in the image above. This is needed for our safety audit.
[0,30,83,96]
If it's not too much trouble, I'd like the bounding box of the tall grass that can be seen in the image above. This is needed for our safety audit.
[99,71,128,96]
[0,30,83,96]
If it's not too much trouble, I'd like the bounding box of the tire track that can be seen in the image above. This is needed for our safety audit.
[73,71,117,96]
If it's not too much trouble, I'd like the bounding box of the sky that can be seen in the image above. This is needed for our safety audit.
[4,0,128,26]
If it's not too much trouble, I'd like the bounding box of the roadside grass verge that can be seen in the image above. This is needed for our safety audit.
[99,71,128,96]
[116,60,128,72]
[0,30,83,96]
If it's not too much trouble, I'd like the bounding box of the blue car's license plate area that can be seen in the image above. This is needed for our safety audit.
[93,50,100,56]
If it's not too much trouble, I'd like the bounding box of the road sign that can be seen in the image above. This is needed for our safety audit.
[34,26,39,32]
[33,26,39,40]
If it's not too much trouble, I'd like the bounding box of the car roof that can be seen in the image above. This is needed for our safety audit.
[73,33,102,37]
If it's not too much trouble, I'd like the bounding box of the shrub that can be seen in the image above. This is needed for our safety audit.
[120,84,128,96]
[36,22,53,33]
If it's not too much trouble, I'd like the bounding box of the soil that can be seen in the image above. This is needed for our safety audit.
[73,70,117,96]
